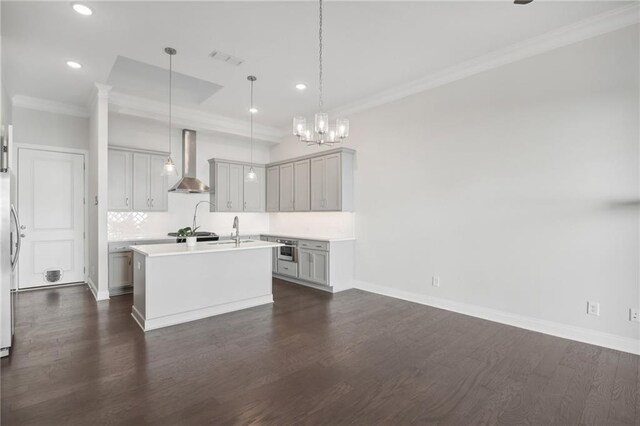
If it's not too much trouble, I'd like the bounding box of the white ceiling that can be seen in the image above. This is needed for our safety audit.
[1,1,632,129]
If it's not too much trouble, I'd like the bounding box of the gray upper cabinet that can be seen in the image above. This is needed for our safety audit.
[212,161,243,212]
[209,159,265,212]
[266,166,279,212]
[148,154,168,211]
[108,149,132,211]
[108,148,168,212]
[279,163,294,212]
[243,165,265,212]
[294,160,310,211]
[267,148,354,213]
[311,153,342,211]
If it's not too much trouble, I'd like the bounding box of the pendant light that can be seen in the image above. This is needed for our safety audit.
[161,47,178,176]
[292,0,349,146]
[245,75,258,183]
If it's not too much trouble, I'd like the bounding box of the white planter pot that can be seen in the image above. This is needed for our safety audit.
[186,236,197,247]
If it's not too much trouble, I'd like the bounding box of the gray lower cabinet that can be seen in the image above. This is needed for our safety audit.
[108,251,133,291]
[277,259,298,277]
[298,248,329,286]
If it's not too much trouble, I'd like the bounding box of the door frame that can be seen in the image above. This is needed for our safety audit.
[14,143,89,287]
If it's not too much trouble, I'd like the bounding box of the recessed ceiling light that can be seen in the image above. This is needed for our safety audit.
[66,60,82,69]
[295,83,307,91]
[71,3,93,16]
[249,107,258,114]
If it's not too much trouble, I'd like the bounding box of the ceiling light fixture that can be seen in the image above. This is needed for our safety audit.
[295,83,307,91]
[293,0,349,146]
[71,3,93,16]
[161,47,178,177]
[246,76,258,183]
[66,60,82,69]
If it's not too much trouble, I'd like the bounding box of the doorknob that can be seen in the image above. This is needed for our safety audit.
[20,233,26,238]
[20,225,26,230]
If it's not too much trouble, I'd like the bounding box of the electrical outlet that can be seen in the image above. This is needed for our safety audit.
[587,301,600,316]
[630,308,640,322]
[432,276,440,287]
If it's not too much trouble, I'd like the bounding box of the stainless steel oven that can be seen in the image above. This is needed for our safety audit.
[276,239,297,262]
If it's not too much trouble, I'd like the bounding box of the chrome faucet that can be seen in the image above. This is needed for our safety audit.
[231,216,240,245]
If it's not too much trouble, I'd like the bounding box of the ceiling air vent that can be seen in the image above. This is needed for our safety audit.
[209,50,244,66]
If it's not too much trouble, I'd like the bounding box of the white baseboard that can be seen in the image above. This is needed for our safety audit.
[354,280,640,355]
[131,294,274,332]
[87,278,110,302]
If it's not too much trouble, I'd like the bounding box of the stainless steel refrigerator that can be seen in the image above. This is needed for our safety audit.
[1,124,18,358]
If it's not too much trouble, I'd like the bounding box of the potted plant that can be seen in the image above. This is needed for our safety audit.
[177,226,199,248]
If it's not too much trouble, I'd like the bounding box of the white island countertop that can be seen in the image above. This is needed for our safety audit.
[131,239,283,258]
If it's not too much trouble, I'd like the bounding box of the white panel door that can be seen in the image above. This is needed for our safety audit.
[216,162,230,212]
[294,160,310,212]
[132,153,150,211]
[266,166,279,212]
[279,163,294,212]
[18,149,85,288]
[243,165,265,212]
[228,163,244,212]
[310,157,325,211]
[148,154,168,211]
[107,150,132,211]
[324,154,342,211]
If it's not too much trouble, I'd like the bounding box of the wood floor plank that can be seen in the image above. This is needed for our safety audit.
[1,279,638,425]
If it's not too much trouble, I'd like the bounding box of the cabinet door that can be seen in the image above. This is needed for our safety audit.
[310,157,325,211]
[108,150,132,211]
[215,162,230,212]
[108,251,133,289]
[132,153,151,211]
[228,163,244,212]
[243,165,265,212]
[279,163,294,212]
[298,249,313,281]
[148,154,168,211]
[311,250,329,285]
[294,160,310,211]
[324,154,342,211]
[266,166,279,212]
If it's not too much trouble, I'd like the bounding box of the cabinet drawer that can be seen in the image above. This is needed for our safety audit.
[298,240,329,251]
[277,260,298,277]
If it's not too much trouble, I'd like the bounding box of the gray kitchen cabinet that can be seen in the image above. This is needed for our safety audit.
[243,165,265,212]
[213,161,243,212]
[311,153,343,211]
[279,163,294,212]
[148,154,168,211]
[108,149,132,211]
[294,160,310,211]
[298,248,329,286]
[108,251,133,291]
[130,152,168,212]
[266,166,279,212]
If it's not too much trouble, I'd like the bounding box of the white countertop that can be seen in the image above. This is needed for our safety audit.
[260,233,356,242]
[108,234,176,243]
[131,239,283,257]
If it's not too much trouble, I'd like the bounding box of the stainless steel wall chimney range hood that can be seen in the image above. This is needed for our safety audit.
[168,129,210,193]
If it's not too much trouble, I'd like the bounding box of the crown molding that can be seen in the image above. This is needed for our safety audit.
[322,3,640,123]
[12,95,89,118]
[108,91,282,144]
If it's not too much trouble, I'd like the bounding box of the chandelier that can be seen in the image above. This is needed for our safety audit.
[293,0,349,146]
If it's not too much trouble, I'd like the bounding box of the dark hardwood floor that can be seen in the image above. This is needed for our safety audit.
[2,279,638,425]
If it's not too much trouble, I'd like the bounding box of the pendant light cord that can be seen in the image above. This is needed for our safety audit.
[318,0,323,112]
[250,79,254,168]
[169,52,172,154]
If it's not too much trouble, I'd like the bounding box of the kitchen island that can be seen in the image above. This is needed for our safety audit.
[130,239,282,331]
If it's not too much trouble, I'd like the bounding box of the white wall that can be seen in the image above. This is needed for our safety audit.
[107,113,271,237]
[1,83,10,126]
[271,26,639,345]
[12,107,89,149]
